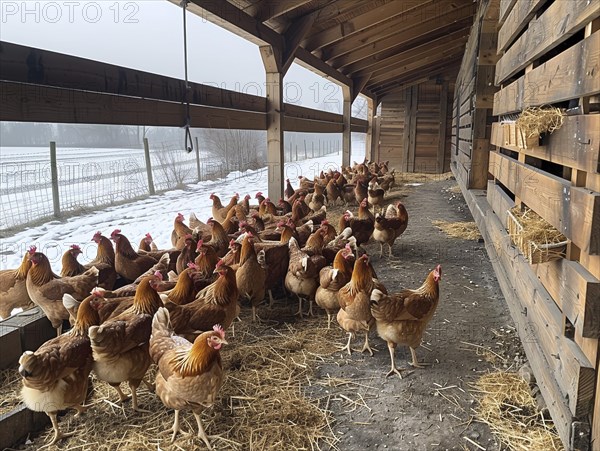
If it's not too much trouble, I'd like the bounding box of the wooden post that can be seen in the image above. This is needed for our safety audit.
[342,85,352,167]
[303,140,307,159]
[49,142,60,218]
[295,144,298,161]
[143,138,155,195]
[261,44,284,200]
[365,97,375,161]
[403,86,418,172]
[437,81,449,173]
[194,136,201,182]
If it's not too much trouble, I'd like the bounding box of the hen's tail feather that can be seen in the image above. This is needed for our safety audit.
[152,307,173,336]
[62,293,80,310]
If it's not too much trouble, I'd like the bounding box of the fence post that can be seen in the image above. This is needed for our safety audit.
[312,142,314,158]
[194,136,201,182]
[49,141,61,218]
[295,144,298,161]
[143,138,156,195]
[303,140,307,159]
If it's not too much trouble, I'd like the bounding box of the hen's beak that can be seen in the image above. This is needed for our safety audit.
[220,339,229,346]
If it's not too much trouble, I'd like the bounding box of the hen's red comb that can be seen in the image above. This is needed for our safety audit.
[154,271,163,281]
[213,324,225,339]
[91,287,105,297]
[28,245,37,254]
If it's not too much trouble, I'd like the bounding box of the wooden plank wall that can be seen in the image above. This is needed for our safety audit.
[453,0,600,448]
[377,78,455,173]
[451,0,499,188]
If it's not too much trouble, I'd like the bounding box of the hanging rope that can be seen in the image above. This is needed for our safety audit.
[181,0,193,153]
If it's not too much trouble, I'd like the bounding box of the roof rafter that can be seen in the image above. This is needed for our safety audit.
[367,52,464,87]
[329,11,474,69]
[320,0,474,61]
[346,29,470,78]
[301,1,426,51]
[372,61,461,96]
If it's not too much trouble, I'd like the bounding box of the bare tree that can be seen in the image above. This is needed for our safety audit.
[153,145,193,189]
[201,129,266,175]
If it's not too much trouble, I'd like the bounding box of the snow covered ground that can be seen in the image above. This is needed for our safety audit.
[1,145,365,272]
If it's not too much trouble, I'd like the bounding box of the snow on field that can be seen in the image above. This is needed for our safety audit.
[1,147,365,272]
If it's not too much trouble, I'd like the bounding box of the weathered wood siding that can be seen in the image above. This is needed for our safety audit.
[453,0,600,448]
[377,78,454,173]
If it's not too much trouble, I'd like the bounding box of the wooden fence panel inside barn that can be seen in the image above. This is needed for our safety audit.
[452,0,600,448]
[377,78,455,174]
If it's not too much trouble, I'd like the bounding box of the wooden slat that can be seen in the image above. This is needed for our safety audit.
[0,41,266,113]
[0,81,268,129]
[490,116,600,173]
[455,182,591,446]
[533,259,600,339]
[489,152,600,255]
[494,32,600,115]
[499,0,518,25]
[285,104,342,123]
[284,117,342,133]
[495,0,600,84]
[487,180,516,226]
[497,0,546,53]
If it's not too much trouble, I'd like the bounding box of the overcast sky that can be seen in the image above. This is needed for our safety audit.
[0,0,345,110]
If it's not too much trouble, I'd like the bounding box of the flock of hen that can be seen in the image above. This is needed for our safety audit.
[0,159,442,449]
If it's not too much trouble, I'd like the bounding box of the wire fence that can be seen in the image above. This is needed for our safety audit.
[0,137,341,232]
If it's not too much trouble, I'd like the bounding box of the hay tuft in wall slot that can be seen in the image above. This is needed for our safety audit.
[507,206,567,264]
[515,106,565,139]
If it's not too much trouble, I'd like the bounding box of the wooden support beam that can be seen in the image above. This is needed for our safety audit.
[365,97,375,161]
[342,84,352,167]
[437,80,449,173]
[351,76,370,103]
[402,85,418,172]
[176,0,283,49]
[261,47,284,201]
[281,12,317,74]
[247,0,315,22]
[293,47,354,92]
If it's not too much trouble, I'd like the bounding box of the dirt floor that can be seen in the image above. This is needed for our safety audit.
[316,176,527,451]
[2,176,532,451]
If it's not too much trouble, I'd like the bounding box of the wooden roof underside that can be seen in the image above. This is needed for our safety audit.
[177,0,476,100]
